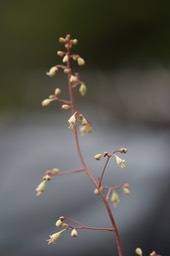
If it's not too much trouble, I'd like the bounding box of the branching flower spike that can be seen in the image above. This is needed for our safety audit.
[36,34,160,256]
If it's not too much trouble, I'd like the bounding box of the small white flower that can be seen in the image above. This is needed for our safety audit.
[47,230,65,245]
[35,180,46,196]
[114,154,126,168]
[68,112,77,129]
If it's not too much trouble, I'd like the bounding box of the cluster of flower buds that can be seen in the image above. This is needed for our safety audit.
[35,168,59,196]
[47,216,79,245]
[67,111,92,135]
[94,150,127,168]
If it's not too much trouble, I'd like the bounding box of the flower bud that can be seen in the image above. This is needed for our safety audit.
[123,187,130,195]
[41,98,53,107]
[119,147,128,153]
[94,153,102,161]
[111,190,120,207]
[54,88,61,96]
[46,66,58,77]
[103,152,108,157]
[62,223,69,229]
[57,51,64,56]
[56,219,63,227]
[80,123,93,135]
[36,180,46,196]
[77,57,85,66]
[43,175,51,181]
[135,248,143,256]
[94,188,99,195]
[70,75,78,84]
[52,168,59,174]
[63,55,68,63]
[79,83,87,96]
[72,39,78,44]
[61,104,70,110]
[63,68,71,73]
[59,37,66,43]
[81,117,88,125]
[71,228,78,237]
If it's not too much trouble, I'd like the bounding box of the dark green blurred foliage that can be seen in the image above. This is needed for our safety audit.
[1,0,170,110]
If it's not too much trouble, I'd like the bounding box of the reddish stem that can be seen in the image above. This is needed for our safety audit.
[66,35,124,256]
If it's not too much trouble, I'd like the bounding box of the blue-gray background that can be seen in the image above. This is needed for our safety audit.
[0,1,170,255]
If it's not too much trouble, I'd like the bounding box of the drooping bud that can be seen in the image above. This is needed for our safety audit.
[59,37,66,43]
[79,83,87,96]
[54,88,61,96]
[94,188,100,195]
[119,147,128,153]
[63,55,69,63]
[111,190,120,207]
[57,51,65,57]
[103,152,109,157]
[135,248,143,256]
[62,223,69,229]
[70,75,78,84]
[56,219,63,227]
[77,57,85,66]
[94,153,103,161]
[81,117,88,125]
[41,98,53,107]
[36,180,46,196]
[63,68,71,74]
[52,168,60,174]
[71,228,78,237]
[80,122,93,135]
[123,184,130,195]
[46,66,58,77]
[61,104,70,110]
[72,39,78,44]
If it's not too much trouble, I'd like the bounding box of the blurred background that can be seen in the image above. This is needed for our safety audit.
[0,1,170,255]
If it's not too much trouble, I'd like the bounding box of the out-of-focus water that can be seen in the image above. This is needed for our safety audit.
[0,110,169,256]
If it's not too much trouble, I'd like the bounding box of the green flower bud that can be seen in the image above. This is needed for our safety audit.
[63,55,68,63]
[77,57,85,66]
[135,248,143,256]
[41,99,53,107]
[52,168,59,174]
[56,219,63,227]
[111,190,120,207]
[54,88,61,96]
[79,83,87,96]
[94,153,102,161]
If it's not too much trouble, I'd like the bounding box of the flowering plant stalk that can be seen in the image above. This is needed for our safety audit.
[36,34,160,256]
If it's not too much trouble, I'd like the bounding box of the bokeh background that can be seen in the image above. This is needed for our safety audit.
[0,1,170,255]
